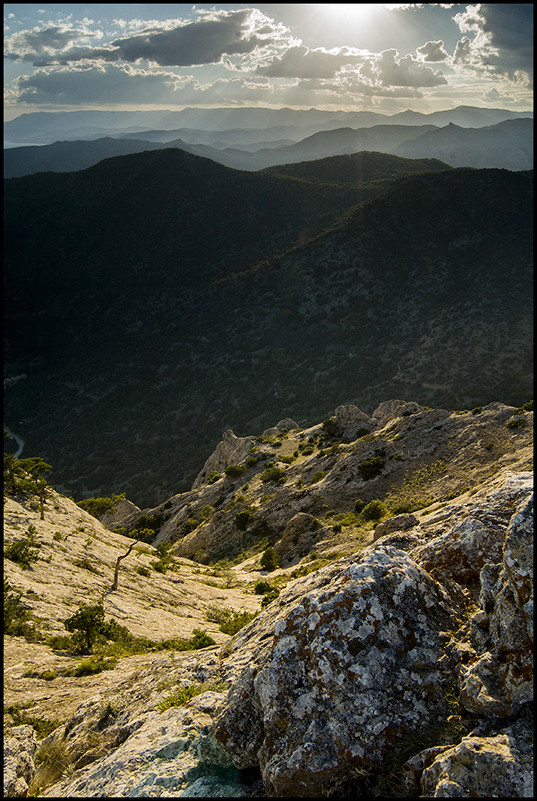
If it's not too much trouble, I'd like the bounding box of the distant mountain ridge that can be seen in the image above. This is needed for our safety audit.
[4,104,532,147]
[4,149,532,505]
[4,116,532,177]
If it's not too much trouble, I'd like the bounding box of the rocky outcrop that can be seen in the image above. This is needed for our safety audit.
[192,429,255,489]
[273,512,328,566]
[99,498,141,527]
[333,404,371,440]
[418,720,533,797]
[3,725,37,797]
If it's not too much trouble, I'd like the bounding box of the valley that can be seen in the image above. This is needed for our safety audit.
[4,146,532,507]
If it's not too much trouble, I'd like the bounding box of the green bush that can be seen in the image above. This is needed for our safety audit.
[206,470,221,484]
[224,464,247,478]
[522,400,533,411]
[235,509,257,530]
[260,466,286,483]
[70,655,118,676]
[261,589,280,607]
[136,565,151,577]
[4,538,40,569]
[506,416,526,429]
[4,579,39,638]
[359,456,385,480]
[260,546,280,571]
[354,499,365,512]
[206,605,257,634]
[310,470,326,484]
[361,500,387,521]
[254,580,275,594]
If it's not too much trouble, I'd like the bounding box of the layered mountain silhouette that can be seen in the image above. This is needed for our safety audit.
[4,117,533,177]
[4,148,533,506]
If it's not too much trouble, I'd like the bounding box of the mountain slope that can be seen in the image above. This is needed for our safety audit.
[4,154,533,506]
[396,118,533,170]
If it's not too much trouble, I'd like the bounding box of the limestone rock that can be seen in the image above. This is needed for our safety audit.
[273,512,327,566]
[371,399,425,423]
[41,693,250,798]
[192,429,255,488]
[261,418,299,437]
[213,545,460,796]
[100,498,141,527]
[333,404,371,440]
[3,725,37,797]
[420,721,533,797]
[458,493,533,717]
[372,513,419,541]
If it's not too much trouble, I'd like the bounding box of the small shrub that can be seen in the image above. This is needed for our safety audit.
[506,416,526,429]
[359,456,385,481]
[63,603,105,652]
[136,565,151,577]
[260,546,280,571]
[70,655,118,676]
[522,400,533,411]
[254,580,275,594]
[260,466,286,484]
[53,532,63,541]
[310,470,326,484]
[361,500,387,521]
[224,464,247,478]
[321,418,340,439]
[206,470,221,484]
[235,509,257,531]
[261,589,280,607]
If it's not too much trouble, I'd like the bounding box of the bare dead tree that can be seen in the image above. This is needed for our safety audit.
[111,540,139,591]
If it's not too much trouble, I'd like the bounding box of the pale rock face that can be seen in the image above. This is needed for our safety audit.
[261,418,299,437]
[371,399,425,423]
[192,429,255,488]
[420,722,533,798]
[213,545,459,796]
[100,498,141,527]
[3,725,37,797]
[273,512,328,565]
[333,404,371,439]
[372,513,419,541]
[42,693,249,798]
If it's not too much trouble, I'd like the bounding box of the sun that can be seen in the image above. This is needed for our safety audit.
[325,4,383,24]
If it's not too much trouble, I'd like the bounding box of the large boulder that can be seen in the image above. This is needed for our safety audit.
[213,545,461,796]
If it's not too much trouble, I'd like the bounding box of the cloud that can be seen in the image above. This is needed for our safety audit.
[361,49,447,87]
[5,63,186,106]
[4,8,293,68]
[257,45,367,79]
[415,40,449,62]
[452,3,533,85]
[4,22,102,60]
[4,62,280,108]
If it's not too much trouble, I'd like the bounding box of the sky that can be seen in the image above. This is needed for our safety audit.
[3,3,533,120]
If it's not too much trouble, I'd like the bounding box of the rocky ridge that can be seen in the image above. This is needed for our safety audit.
[3,399,533,797]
